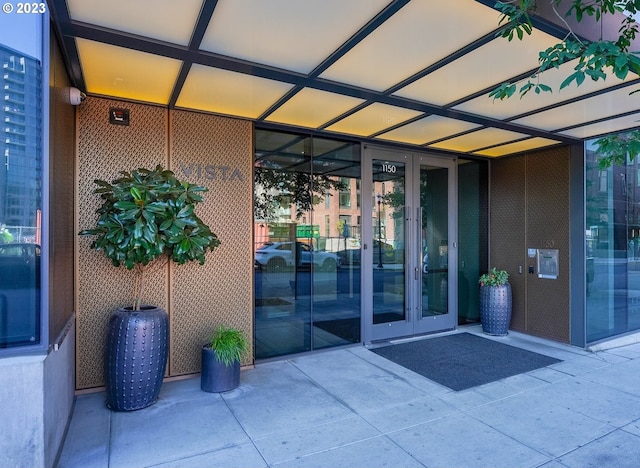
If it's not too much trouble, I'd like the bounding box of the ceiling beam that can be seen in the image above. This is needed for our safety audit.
[48,0,86,90]
[169,0,219,107]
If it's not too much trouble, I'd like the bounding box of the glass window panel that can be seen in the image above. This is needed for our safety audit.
[254,129,361,359]
[457,160,488,324]
[420,164,449,318]
[372,160,406,324]
[0,13,43,348]
[586,136,640,342]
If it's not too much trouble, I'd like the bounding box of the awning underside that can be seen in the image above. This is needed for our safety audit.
[50,0,640,157]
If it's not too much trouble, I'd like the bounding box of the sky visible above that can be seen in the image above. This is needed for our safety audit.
[0,5,43,59]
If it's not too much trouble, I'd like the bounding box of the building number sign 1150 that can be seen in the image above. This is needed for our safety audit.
[381,163,397,173]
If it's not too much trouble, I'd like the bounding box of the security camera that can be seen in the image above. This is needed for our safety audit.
[66,87,86,106]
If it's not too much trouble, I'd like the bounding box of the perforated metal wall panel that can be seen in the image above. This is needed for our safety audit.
[490,147,570,343]
[76,98,253,389]
[169,110,253,375]
[525,149,570,342]
[76,98,170,389]
[489,156,526,331]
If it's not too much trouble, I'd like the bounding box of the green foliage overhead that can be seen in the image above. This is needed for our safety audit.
[492,0,640,168]
[79,165,221,310]
[207,325,248,366]
[492,0,640,101]
[479,267,510,287]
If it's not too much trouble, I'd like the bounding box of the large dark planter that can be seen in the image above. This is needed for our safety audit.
[105,306,169,411]
[201,347,240,393]
[479,283,512,336]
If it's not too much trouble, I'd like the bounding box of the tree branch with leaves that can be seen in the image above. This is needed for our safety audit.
[492,0,640,166]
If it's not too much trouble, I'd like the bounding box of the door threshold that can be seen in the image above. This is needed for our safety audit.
[368,327,458,347]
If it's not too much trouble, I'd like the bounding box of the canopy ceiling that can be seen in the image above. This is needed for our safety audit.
[49,0,640,158]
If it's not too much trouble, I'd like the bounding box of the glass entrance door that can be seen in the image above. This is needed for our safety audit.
[363,147,457,342]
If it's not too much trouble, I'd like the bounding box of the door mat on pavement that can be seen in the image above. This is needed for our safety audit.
[315,318,360,342]
[371,332,561,391]
[315,313,402,342]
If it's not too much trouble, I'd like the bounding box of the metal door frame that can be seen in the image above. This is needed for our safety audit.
[362,145,457,343]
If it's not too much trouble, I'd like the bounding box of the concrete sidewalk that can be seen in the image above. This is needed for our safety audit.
[57,327,640,468]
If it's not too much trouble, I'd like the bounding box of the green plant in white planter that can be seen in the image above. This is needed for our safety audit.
[201,325,248,393]
[478,267,512,336]
[79,165,220,411]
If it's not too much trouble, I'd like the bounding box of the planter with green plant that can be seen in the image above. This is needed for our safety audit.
[79,165,220,411]
[201,325,248,393]
[478,267,511,336]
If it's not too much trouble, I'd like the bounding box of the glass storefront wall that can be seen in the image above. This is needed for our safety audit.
[254,129,361,359]
[0,13,44,349]
[586,136,640,342]
[458,160,488,325]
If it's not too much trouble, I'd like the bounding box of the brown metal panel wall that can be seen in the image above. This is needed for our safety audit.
[49,34,76,341]
[169,110,253,375]
[490,157,526,331]
[76,97,170,389]
[490,147,570,343]
[76,99,254,389]
[525,149,570,342]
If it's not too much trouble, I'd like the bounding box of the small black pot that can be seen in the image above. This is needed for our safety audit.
[201,346,240,393]
[105,306,169,411]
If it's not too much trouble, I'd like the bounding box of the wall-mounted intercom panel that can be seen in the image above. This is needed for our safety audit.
[537,249,559,279]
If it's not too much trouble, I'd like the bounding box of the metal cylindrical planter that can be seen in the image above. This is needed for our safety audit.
[105,306,169,411]
[479,283,512,336]
[201,347,240,393]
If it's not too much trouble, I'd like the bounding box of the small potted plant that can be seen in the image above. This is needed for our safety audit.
[201,325,248,393]
[478,267,511,336]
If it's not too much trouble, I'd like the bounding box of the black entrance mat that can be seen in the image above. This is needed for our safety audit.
[371,332,562,391]
[315,318,360,342]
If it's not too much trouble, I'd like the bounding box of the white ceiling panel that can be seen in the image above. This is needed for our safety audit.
[325,103,423,137]
[474,137,561,157]
[393,30,558,106]
[76,39,182,104]
[512,84,640,130]
[376,115,481,145]
[177,65,293,119]
[200,0,390,74]
[265,89,365,129]
[429,127,529,153]
[319,0,500,91]
[67,0,203,46]
[455,59,636,120]
[560,113,640,139]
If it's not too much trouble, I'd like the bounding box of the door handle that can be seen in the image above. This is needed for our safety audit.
[415,267,419,280]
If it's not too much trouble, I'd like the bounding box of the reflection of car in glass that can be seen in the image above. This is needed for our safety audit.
[0,243,41,258]
[337,242,401,266]
[255,242,341,272]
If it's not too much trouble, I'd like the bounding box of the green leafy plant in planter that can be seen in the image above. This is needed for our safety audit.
[79,165,221,411]
[478,267,512,336]
[201,325,249,393]
[478,267,509,287]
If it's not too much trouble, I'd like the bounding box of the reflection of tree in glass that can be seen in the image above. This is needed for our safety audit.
[254,167,347,221]
[379,179,430,228]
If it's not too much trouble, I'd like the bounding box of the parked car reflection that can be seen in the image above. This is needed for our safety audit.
[337,242,402,266]
[255,241,341,272]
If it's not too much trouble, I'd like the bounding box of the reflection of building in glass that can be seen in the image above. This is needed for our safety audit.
[0,44,41,241]
[585,136,640,342]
